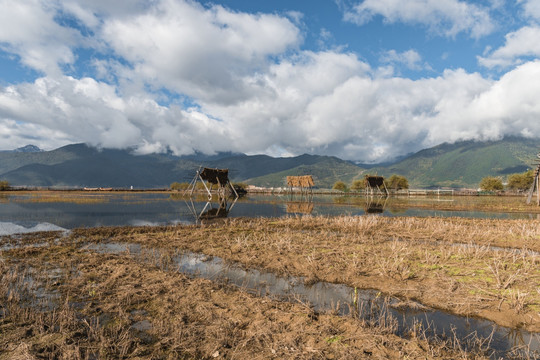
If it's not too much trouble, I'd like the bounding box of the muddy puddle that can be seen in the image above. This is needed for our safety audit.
[85,242,540,358]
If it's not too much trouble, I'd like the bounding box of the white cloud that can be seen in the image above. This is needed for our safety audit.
[100,0,301,105]
[0,119,74,151]
[478,26,540,68]
[0,0,81,75]
[1,0,540,163]
[0,75,236,155]
[195,55,540,162]
[519,0,540,20]
[3,57,540,162]
[344,0,494,38]
[380,49,424,71]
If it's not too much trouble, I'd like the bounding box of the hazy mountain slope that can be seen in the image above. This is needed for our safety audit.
[205,153,335,181]
[1,144,200,188]
[244,157,364,188]
[0,144,87,175]
[372,137,540,188]
[1,137,539,189]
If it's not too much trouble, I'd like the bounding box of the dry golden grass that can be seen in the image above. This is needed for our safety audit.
[71,215,540,332]
[0,239,487,359]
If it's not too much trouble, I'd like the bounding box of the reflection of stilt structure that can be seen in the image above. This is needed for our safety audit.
[185,197,238,224]
[364,196,388,214]
[526,152,540,206]
[286,201,314,214]
[364,176,388,196]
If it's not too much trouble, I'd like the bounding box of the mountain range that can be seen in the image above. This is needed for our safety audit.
[0,137,539,189]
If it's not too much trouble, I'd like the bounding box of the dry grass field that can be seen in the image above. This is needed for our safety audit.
[2,214,540,358]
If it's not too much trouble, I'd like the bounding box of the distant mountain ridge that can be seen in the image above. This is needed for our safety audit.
[1,145,43,153]
[0,137,539,188]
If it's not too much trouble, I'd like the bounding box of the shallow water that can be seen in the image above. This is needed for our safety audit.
[0,193,538,235]
[87,242,540,358]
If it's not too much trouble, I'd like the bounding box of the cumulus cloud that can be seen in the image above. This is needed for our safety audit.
[519,0,540,20]
[1,0,540,163]
[344,0,494,38]
[0,118,74,151]
[100,0,301,105]
[0,0,81,75]
[0,75,234,154]
[479,26,540,68]
[196,57,540,162]
[2,56,540,162]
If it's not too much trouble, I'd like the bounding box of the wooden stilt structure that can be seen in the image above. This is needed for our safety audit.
[526,152,540,206]
[186,166,238,201]
[185,166,239,223]
[286,175,315,195]
[364,175,388,196]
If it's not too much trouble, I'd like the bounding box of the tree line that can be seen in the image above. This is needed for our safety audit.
[332,174,409,192]
[479,169,535,192]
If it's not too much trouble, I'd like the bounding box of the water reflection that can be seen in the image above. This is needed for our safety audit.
[0,192,539,235]
[185,196,238,224]
[364,196,388,214]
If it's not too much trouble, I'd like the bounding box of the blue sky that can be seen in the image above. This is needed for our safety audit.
[1,0,540,162]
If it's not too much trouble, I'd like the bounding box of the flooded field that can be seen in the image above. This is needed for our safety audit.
[1,191,539,235]
[2,192,540,358]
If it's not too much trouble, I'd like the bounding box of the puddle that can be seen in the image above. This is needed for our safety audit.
[4,267,63,313]
[91,242,539,358]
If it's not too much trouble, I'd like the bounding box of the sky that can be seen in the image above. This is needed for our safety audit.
[0,0,540,162]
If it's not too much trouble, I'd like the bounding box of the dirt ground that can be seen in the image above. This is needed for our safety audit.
[2,215,540,358]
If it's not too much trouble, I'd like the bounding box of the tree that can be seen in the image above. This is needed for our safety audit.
[0,180,9,191]
[385,174,409,190]
[332,181,347,192]
[507,170,534,191]
[351,179,366,192]
[479,176,503,191]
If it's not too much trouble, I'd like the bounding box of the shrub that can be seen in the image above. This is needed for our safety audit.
[351,179,366,191]
[507,170,534,191]
[385,174,409,190]
[0,180,9,191]
[196,181,210,190]
[332,181,347,192]
[170,182,190,191]
[479,176,503,191]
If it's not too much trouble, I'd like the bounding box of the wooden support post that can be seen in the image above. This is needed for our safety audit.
[537,173,540,206]
[198,173,212,201]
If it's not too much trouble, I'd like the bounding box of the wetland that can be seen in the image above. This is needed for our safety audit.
[1,191,540,358]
